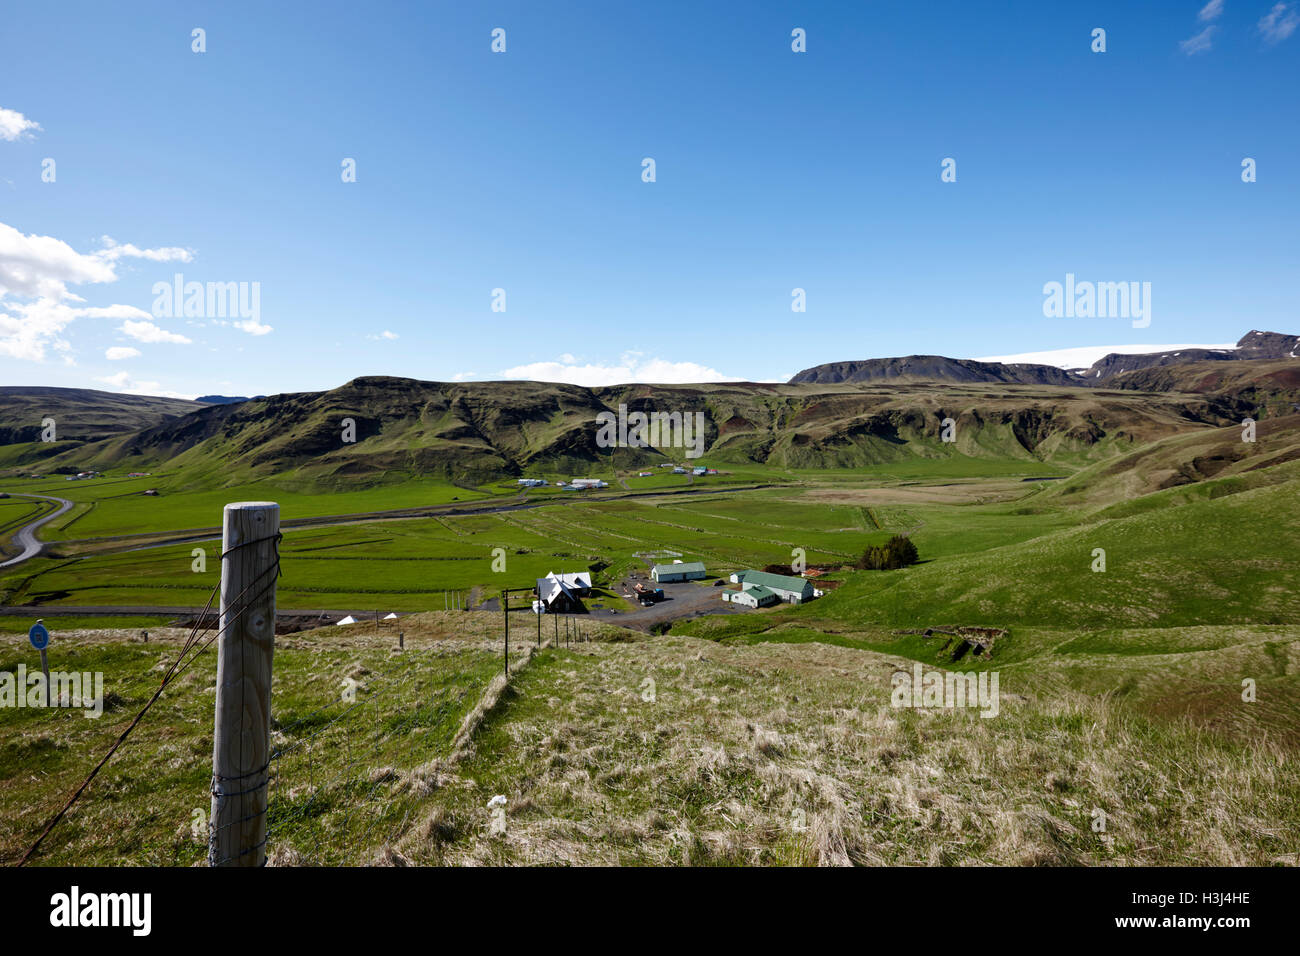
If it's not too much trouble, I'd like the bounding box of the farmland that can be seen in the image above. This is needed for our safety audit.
[2,394,1298,867]
[0,461,1063,615]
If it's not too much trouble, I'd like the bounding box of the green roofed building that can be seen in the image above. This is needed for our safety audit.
[729,570,815,604]
[722,584,779,608]
[651,561,707,583]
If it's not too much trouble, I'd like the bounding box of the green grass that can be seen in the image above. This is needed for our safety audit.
[1,620,502,866]
[0,615,174,635]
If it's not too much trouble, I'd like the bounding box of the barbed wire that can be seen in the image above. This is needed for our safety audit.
[18,533,282,867]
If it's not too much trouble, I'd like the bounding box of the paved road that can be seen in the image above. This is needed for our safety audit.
[0,493,74,568]
[0,603,403,621]
[30,481,775,564]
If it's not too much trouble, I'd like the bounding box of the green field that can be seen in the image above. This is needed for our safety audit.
[3,431,1298,866]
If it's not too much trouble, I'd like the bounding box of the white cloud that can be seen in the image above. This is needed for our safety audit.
[93,371,195,400]
[451,372,477,381]
[1199,0,1225,21]
[0,221,195,359]
[0,300,160,361]
[1180,25,1217,53]
[105,346,141,360]
[96,236,194,263]
[974,342,1237,370]
[119,319,193,345]
[0,107,41,141]
[233,317,273,336]
[0,222,117,299]
[367,330,399,340]
[1259,2,1300,42]
[498,354,743,387]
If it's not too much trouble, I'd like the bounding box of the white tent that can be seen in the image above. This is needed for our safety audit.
[336,615,356,625]
[383,612,398,620]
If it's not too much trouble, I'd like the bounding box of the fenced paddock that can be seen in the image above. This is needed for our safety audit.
[0,617,507,866]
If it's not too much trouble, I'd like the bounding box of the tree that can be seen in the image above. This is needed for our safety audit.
[858,535,918,571]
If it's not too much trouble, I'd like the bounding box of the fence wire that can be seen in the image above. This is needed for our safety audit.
[18,532,283,867]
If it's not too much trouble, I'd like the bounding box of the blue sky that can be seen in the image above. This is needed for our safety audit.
[1,0,1297,398]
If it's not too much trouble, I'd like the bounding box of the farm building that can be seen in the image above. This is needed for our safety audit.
[568,478,608,490]
[516,478,547,487]
[692,466,707,475]
[543,570,591,594]
[534,573,590,613]
[729,570,815,604]
[722,584,779,608]
[651,561,707,583]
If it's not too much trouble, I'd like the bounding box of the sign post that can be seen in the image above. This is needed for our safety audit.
[28,619,50,706]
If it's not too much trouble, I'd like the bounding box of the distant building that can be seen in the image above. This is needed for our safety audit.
[692,466,707,475]
[637,471,652,477]
[722,584,779,608]
[516,478,547,487]
[729,570,815,604]
[568,478,608,490]
[651,561,707,583]
[672,467,687,474]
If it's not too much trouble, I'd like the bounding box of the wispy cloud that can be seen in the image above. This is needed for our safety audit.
[366,330,399,341]
[94,370,194,400]
[233,317,273,336]
[499,353,743,387]
[1199,0,1225,21]
[105,346,142,360]
[1180,25,1217,54]
[96,236,194,263]
[119,319,192,345]
[0,107,41,141]
[1259,2,1299,42]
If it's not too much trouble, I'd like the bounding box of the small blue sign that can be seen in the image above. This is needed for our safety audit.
[28,622,49,651]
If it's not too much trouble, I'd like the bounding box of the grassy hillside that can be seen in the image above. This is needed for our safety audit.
[2,377,1253,489]
[6,616,1295,866]
[0,387,199,467]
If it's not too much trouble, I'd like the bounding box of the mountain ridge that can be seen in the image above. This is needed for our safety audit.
[790,329,1299,386]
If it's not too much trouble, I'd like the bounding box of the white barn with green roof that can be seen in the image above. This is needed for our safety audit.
[722,584,780,608]
[729,569,815,604]
[651,561,707,583]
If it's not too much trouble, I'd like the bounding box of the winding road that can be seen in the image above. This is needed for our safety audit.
[0,493,74,568]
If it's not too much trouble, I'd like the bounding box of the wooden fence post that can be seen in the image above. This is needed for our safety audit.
[209,501,279,867]
[501,588,509,676]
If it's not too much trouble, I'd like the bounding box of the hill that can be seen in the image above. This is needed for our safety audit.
[0,377,1252,486]
[1088,329,1300,382]
[0,387,200,471]
[788,355,1085,387]
[790,329,1299,388]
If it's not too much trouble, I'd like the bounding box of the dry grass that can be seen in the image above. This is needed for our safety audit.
[393,634,1300,866]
